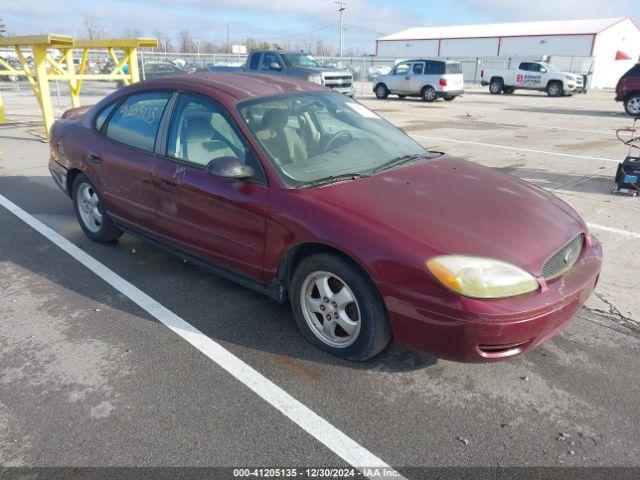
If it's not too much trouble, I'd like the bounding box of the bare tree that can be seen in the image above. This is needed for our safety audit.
[178,30,195,53]
[122,27,143,38]
[0,18,6,37]
[152,29,174,53]
[84,18,107,40]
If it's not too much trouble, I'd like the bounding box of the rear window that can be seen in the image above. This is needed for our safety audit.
[445,62,462,74]
[105,91,171,152]
[623,64,640,78]
[424,61,445,75]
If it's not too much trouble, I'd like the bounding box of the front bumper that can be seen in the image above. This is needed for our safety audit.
[328,86,356,96]
[378,235,602,363]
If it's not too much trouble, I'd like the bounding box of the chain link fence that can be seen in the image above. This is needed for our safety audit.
[1,47,595,123]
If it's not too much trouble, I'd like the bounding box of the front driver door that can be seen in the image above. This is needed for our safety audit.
[388,62,411,93]
[153,92,269,280]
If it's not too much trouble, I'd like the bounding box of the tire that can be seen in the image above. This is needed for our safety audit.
[489,78,503,94]
[397,94,407,99]
[624,94,640,116]
[547,81,563,97]
[73,173,122,243]
[443,95,455,101]
[290,253,392,361]
[503,87,515,94]
[374,83,389,99]
[421,86,437,102]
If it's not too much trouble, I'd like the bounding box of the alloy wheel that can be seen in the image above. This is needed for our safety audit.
[300,271,361,348]
[76,182,103,233]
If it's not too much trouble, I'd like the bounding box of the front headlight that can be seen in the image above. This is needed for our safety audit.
[307,74,323,85]
[426,255,539,299]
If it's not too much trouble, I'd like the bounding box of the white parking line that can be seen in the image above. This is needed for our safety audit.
[0,193,401,480]
[412,134,620,163]
[587,223,640,239]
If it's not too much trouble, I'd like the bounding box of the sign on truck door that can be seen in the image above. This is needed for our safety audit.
[516,62,544,88]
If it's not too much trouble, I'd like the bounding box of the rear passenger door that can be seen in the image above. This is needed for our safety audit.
[93,91,172,235]
[153,92,269,280]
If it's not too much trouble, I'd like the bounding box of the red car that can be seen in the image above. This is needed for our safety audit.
[49,73,602,362]
[616,63,640,116]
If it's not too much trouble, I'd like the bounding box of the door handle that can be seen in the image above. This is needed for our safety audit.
[88,151,102,164]
[157,177,178,191]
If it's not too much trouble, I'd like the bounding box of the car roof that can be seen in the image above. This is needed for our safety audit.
[138,72,327,100]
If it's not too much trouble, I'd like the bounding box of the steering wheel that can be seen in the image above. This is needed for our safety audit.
[324,130,353,152]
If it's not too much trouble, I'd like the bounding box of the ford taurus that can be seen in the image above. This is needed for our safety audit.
[49,73,602,362]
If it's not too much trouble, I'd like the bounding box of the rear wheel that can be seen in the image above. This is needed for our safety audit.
[489,78,504,94]
[443,95,455,101]
[290,254,392,361]
[421,86,437,102]
[73,173,122,243]
[547,81,563,97]
[624,94,640,116]
[374,83,389,99]
[503,86,515,94]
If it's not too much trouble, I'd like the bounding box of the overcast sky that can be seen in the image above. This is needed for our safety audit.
[3,0,640,54]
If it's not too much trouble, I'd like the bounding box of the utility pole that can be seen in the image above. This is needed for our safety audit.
[334,1,346,57]
[226,23,234,56]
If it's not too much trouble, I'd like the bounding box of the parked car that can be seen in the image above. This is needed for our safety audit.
[480,62,586,96]
[49,73,602,362]
[615,63,640,116]
[142,61,189,80]
[373,60,464,102]
[211,50,355,96]
[367,65,392,81]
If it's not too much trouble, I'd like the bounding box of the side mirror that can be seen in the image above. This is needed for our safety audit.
[269,62,283,71]
[540,68,547,73]
[206,156,255,179]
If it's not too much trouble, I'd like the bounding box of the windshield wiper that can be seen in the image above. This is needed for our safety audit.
[374,154,424,173]
[297,173,370,188]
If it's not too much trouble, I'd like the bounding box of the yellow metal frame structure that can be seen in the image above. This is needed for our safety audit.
[0,34,157,137]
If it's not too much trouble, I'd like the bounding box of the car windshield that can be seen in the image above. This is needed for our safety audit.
[237,92,438,187]
[282,53,320,68]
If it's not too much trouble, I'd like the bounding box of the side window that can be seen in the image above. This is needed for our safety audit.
[529,63,541,73]
[167,93,265,182]
[412,62,424,75]
[95,102,117,132]
[260,53,281,71]
[519,62,531,71]
[395,62,410,75]
[105,91,171,152]
[249,53,261,70]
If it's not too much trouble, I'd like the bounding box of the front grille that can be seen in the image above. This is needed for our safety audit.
[323,74,353,89]
[542,234,584,281]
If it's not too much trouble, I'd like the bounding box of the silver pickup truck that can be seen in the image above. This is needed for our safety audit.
[212,51,355,96]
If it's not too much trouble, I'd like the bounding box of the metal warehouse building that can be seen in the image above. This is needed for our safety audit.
[376,17,640,88]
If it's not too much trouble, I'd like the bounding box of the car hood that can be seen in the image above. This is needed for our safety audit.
[307,155,586,275]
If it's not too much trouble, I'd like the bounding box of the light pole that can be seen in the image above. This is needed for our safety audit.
[226,23,235,57]
[334,1,346,57]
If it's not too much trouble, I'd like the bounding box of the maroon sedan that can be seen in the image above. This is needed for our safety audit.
[48,73,602,362]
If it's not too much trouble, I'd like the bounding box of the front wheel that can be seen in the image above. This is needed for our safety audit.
[290,254,392,361]
[547,81,563,97]
[374,83,389,99]
[422,86,437,102]
[73,173,122,243]
[624,94,640,116]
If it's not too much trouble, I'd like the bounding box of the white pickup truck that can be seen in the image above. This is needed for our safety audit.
[480,62,586,96]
